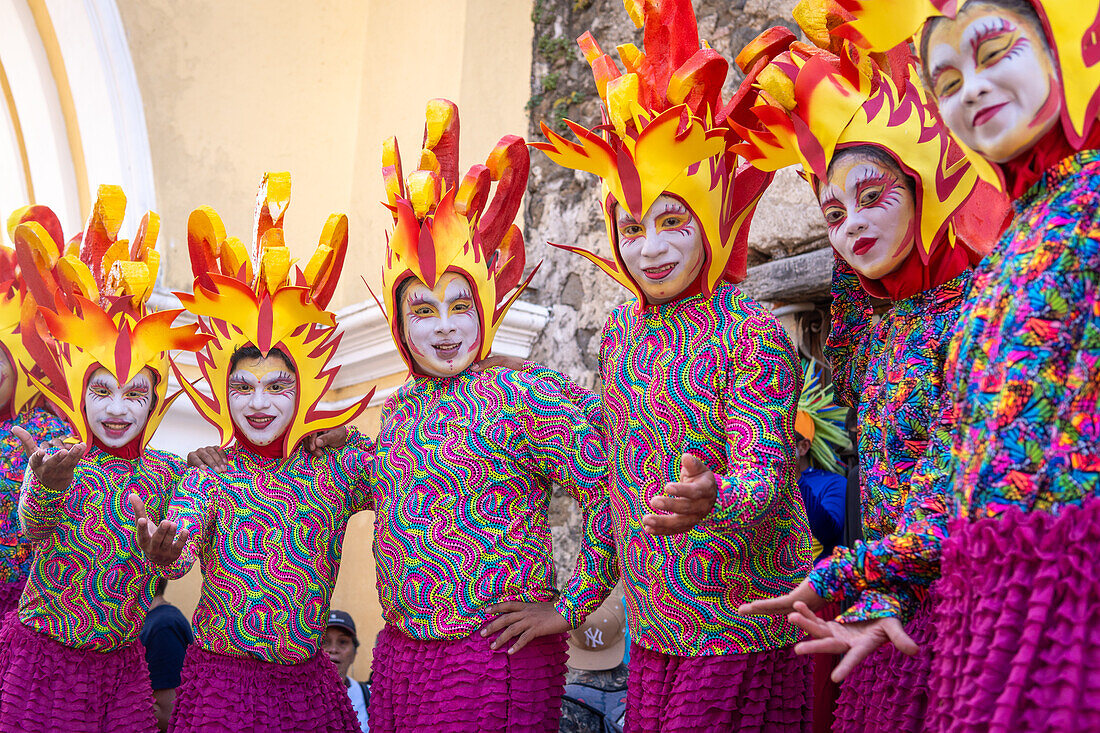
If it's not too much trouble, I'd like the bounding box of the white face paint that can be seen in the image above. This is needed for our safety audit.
[83,367,155,447]
[925,3,1060,163]
[614,194,705,305]
[400,272,481,378]
[0,350,15,414]
[818,155,916,280]
[227,354,298,447]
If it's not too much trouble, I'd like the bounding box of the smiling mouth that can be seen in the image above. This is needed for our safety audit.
[101,421,132,438]
[432,342,461,360]
[245,414,275,430]
[642,264,676,281]
[973,102,1008,128]
[852,236,878,256]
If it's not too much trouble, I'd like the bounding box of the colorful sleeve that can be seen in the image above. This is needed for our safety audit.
[711,315,801,525]
[520,362,603,428]
[339,425,376,513]
[18,469,72,542]
[824,255,874,408]
[516,377,618,628]
[161,468,215,579]
[807,385,958,620]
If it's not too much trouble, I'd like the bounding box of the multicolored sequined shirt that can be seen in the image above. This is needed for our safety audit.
[372,367,615,640]
[594,283,811,656]
[165,437,373,664]
[812,151,1100,622]
[19,446,183,651]
[0,408,70,585]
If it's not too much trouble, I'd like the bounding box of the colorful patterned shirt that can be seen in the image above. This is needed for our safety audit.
[165,436,374,664]
[813,150,1100,622]
[19,446,183,650]
[597,283,811,656]
[0,408,70,585]
[372,367,615,640]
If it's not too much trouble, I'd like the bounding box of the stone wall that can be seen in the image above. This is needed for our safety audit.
[523,0,837,583]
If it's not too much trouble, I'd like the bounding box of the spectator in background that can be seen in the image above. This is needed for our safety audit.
[560,592,628,733]
[324,609,370,732]
[140,577,194,731]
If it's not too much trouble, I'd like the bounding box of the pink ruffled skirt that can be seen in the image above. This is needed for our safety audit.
[0,611,156,733]
[168,645,359,732]
[0,580,25,617]
[368,624,567,732]
[625,642,813,732]
[832,593,936,733]
[928,500,1100,733]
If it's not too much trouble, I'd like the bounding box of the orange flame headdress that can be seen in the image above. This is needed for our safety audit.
[175,172,371,455]
[9,186,210,446]
[530,0,773,306]
[730,1,1006,263]
[380,98,536,374]
[832,0,1100,150]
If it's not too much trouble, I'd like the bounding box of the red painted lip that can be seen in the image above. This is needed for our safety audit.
[101,421,131,438]
[245,414,274,429]
[433,342,461,359]
[642,264,675,280]
[852,236,877,255]
[973,102,1007,127]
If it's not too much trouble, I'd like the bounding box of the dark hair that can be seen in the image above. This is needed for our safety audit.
[821,145,917,198]
[153,576,167,598]
[919,0,1047,88]
[228,345,295,374]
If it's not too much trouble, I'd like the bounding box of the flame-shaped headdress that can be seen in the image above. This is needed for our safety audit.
[530,0,773,306]
[9,186,210,446]
[730,3,1004,262]
[175,172,370,455]
[380,99,536,373]
[832,0,1100,150]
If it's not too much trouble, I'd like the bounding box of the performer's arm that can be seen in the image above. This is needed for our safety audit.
[134,467,215,579]
[824,255,874,408]
[339,423,377,513]
[12,426,85,542]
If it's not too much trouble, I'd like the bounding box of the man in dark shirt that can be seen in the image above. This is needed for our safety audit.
[140,577,194,731]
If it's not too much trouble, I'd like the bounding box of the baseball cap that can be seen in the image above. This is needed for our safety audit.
[327,609,359,647]
[567,595,626,671]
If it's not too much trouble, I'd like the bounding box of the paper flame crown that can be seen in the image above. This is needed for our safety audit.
[9,186,210,446]
[730,2,1005,262]
[832,0,1100,150]
[530,0,773,306]
[796,360,851,472]
[176,172,371,453]
[380,98,536,373]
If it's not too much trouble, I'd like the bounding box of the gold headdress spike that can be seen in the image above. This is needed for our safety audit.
[530,0,773,306]
[380,98,537,374]
[729,0,1006,262]
[833,0,1100,150]
[10,186,211,446]
[174,172,372,455]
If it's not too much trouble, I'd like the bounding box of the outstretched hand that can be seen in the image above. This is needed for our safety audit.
[129,492,189,566]
[480,601,570,654]
[737,578,826,617]
[12,426,85,492]
[642,453,716,535]
[789,601,918,682]
[306,426,349,457]
[470,355,525,372]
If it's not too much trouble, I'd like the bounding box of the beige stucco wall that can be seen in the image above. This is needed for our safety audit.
[116,0,534,670]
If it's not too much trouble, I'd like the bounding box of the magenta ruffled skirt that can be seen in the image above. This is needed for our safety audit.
[928,500,1100,733]
[369,624,567,732]
[625,642,813,732]
[0,611,156,732]
[0,580,25,617]
[168,645,359,732]
[832,594,936,733]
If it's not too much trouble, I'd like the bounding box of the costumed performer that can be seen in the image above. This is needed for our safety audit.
[730,8,1008,732]
[766,1,1100,730]
[366,98,617,733]
[134,172,375,733]
[0,186,211,733]
[509,1,814,729]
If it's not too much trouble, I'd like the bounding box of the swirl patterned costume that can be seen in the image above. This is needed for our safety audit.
[368,100,615,733]
[165,173,371,733]
[0,189,209,733]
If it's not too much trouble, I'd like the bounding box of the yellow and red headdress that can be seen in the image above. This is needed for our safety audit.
[730,3,1005,264]
[833,0,1100,150]
[530,0,773,306]
[9,186,210,447]
[380,98,536,374]
[175,172,371,455]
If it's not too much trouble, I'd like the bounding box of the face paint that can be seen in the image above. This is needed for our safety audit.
[400,273,481,378]
[818,155,917,280]
[83,367,155,447]
[614,194,705,305]
[227,355,298,447]
[925,2,1060,163]
[0,350,15,414]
